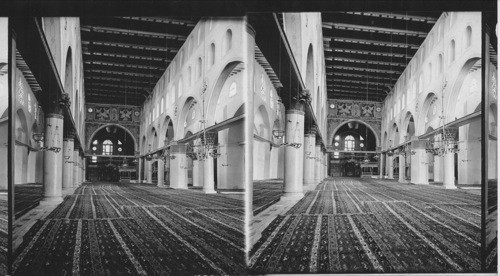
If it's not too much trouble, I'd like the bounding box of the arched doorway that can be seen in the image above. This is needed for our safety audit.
[162,117,174,185]
[330,120,378,177]
[87,124,137,182]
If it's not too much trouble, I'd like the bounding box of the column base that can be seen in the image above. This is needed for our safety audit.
[39,196,63,206]
[157,184,167,188]
[281,192,304,201]
[203,189,217,194]
[62,188,75,195]
[303,183,317,191]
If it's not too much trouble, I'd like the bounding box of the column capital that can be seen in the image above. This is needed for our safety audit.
[305,127,317,135]
[64,128,75,140]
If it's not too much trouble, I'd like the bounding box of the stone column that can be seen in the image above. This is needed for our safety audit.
[138,158,143,183]
[387,154,394,179]
[303,130,316,190]
[283,104,305,199]
[157,158,165,187]
[41,113,64,205]
[146,159,153,183]
[73,147,79,187]
[203,150,216,194]
[170,142,189,189]
[398,149,406,183]
[314,143,322,184]
[379,153,384,179]
[433,134,444,182]
[411,140,429,185]
[62,134,74,194]
[193,159,204,187]
[443,128,458,189]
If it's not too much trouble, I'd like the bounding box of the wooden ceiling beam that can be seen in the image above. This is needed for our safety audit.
[324,36,420,49]
[325,47,412,59]
[81,25,187,40]
[329,57,407,67]
[84,60,164,71]
[85,75,153,85]
[342,12,438,23]
[327,78,393,88]
[86,82,151,93]
[330,65,401,75]
[118,16,197,27]
[84,68,162,79]
[329,72,395,82]
[82,40,177,52]
[322,22,428,37]
[83,51,170,62]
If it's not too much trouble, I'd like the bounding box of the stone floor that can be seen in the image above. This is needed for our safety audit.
[250,177,483,274]
[13,182,246,275]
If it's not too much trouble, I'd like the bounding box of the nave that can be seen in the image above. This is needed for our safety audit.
[250,177,482,273]
[13,183,245,275]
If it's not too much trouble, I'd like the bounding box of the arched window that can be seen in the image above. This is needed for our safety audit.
[428,62,432,83]
[229,82,237,97]
[156,103,159,118]
[465,26,472,48]
[210,43,215,66]
[178,77,183,99]
[419,74,423,93]
[161,98,164,114]
[103,140,113,155]
[344,135,355,151]
[197,57,202,79]
[188,66,192,87]
[225,29,232,53]
[449,40,456,62]
[438,54,443,75]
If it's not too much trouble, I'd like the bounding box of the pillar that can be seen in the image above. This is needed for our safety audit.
[443,128,458,189]
[41,113,64,205]
[283,105,305,199]
[398,149,406,183]
[157,159,165,187]
[170,142,188,189]
[314,144,322,184]
[73,149,79,187]
[411,140,429,185]
[433,134,443,182]
[303,131,316,190]
[138,158,143,183]
[146,160,152,183]
[379,153,384,179]
[203,151,216,193]
[388,154,394,179]
[62,136,74,193]
[193,159,204,187]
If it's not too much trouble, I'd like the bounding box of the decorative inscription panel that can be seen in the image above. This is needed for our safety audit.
[328,99,383,119]
[86,104,141,123]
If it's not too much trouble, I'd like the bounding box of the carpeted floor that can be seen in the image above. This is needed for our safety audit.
[14,184,43,219]
[13,182,246,275]
[250,177,482,274]
[253,179,284,215]
[0,194,7,276]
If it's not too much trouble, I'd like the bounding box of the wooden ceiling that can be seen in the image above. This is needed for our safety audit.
[81,16,198,105]
[323,12,441,102]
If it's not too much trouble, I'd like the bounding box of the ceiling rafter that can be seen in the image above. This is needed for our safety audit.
[324,36,420,49]
[81,25,187,40]
[322,22,428,37]
[84,60,164,71]
[342,12,438,23]
[324,47,411,59]
[83,51,169,62]
[82,40,178,52]
[118,16,197,27]
[84,69,162,79]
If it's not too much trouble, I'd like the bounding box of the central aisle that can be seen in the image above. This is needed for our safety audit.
[250,177,481,273]
[13,183,245,275]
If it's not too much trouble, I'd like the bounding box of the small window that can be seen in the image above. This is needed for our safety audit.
[465,26,472,48]
[103,140,113,155]
[92,156,97,163]
[229,82,237,98]
[118,140,122,145]
[344,135,355,151]
[334,152,339,159]
[334,135,340,141]
[93,140,98,145]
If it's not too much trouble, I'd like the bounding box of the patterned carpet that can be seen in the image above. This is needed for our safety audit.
[250,177,482,274]
[0,194,7,276]
[14,184,43,219]
[253,179,284,215]
[13,183,245,275]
